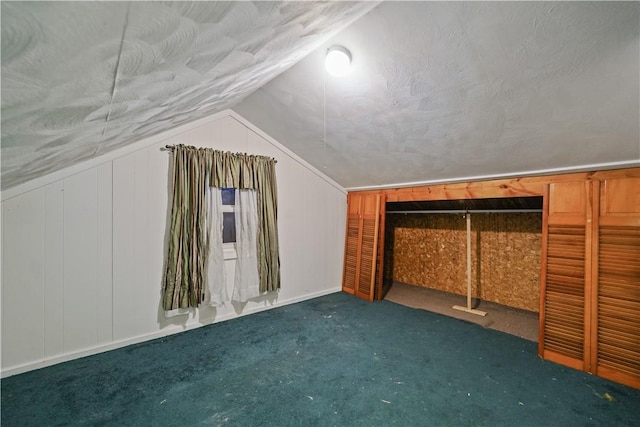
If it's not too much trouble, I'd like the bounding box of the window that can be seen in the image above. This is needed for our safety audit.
[221,188,236,244]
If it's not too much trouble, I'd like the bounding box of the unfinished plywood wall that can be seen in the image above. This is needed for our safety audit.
[385,212,541,312]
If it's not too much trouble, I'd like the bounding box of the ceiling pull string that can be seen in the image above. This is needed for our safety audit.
[323,56,327,170]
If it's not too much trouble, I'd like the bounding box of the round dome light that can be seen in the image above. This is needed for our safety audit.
[325,46,352,77]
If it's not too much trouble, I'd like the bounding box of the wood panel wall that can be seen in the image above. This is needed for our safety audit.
[355,167,638,304]
[355,168,640,202]
[385,212,542,312]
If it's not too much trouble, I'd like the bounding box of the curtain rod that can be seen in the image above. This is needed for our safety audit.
[161,145,277,162]
[387,209,542,214]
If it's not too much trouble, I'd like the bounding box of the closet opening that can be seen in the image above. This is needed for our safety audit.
[382,196,543,342]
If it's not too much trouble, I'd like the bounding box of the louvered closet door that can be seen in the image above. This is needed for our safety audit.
[593,177,640,389]
[343,195,362,295]
[342,194,381,302]
[539,181,592,371]
[355,195,381,301]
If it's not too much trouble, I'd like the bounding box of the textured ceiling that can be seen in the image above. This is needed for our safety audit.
[2,1,639,192]
[0,1,377,189]
[236,1,640,189]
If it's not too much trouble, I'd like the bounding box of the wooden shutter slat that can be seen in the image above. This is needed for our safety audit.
[599,344,640,363]
[546,275,584,289]
[596,225,640,388]
[599,293,640,307]
[542,222,586,364]
[599,354,640,374]
[598,356,640,377]
[599,265,640,277]
[600,276,640,289]
[598,329,640,351]
[548,226,585,235]
[598,305,640,322]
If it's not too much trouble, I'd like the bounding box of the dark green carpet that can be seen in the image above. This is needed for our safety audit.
[2,292,639,426]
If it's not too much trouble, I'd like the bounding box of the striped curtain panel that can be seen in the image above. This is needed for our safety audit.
[162,145,280,311]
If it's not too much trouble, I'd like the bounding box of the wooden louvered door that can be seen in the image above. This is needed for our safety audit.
[539,181,592,371]
[343,195,361,296]
[592,177,640,389]
[342,193,382,302]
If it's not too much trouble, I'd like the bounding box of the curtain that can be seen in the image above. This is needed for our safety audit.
[206,186,228,306]
[208,151,280,295]
[233,189,260,302]
[162,145,280,311]
[162,147,209,310]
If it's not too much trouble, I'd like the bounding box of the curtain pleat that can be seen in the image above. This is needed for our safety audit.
[163,148,183,310]
[233,189,260,302]
[207,186,228,306]
[162,145,280,311]
[255,158,280,293]
[162,146,210,310]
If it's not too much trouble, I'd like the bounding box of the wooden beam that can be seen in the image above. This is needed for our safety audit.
[349,167,640,202]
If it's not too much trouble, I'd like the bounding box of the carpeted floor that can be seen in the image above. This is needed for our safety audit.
[2,292,639,426]
[385,282,539,341]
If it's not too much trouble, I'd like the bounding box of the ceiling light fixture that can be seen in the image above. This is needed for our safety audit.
[325,45,352,77]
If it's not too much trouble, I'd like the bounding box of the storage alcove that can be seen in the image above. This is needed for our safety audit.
[341,168,640,389]
[382,197,543,336]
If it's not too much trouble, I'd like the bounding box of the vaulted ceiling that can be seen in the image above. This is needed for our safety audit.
[2,1,639,191]
[1,1,377,189]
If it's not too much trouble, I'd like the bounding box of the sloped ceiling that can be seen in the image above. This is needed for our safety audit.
[2,1,639,192]
[0,1,377,190]
[236,1,640,189]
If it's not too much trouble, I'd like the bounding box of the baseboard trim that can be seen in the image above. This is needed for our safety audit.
[1,287,342,378]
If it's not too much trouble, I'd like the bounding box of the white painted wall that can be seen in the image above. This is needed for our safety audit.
[0,110,347,377]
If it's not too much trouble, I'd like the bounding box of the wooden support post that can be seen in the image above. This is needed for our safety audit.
[453,212,487,316]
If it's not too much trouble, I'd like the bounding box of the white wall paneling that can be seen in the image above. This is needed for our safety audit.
[144,144,171,332]
[112,155,136,342]
[329,187,347,289]
[133,151,150,336]
[44,181,64,358]
[246,121,278,159]
[274,155,307,298]
[303,173,329,296]
[96,163,113,345]
[2,189,46,368]
[63,169,99,353]
[214,116,249,153]
[1,110,347,376]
